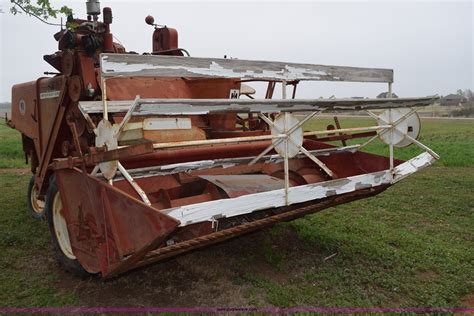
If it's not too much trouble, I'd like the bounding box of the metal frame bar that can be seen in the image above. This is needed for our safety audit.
[392,129,440,159]
[152,123,391,153]
[79,97,438,115]
[283,113,290,205]
[117,162,151,205]
[152,133,286,149]
[102,78,109,121]
[389,111,394,170]
[304,125,391,137]
[116,95,141,136]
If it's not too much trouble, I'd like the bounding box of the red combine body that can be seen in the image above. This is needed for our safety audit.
[8,1,439,278]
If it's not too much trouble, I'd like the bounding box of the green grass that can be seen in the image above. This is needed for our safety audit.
[255,167,474,307]
[0,123,25,169]
[0,173,77,306]
[0,117,472,307]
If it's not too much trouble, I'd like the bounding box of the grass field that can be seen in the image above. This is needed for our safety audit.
[0,118,473,308]
[0,123,25,169]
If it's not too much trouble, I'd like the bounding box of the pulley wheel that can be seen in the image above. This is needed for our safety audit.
[377,108,421,148]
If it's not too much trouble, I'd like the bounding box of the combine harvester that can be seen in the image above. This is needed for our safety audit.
[7,1,439,278]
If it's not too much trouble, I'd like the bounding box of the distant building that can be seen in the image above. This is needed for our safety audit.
[377,92,399,99]
[439,94,467,106]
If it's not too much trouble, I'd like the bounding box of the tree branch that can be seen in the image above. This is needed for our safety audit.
[9,0,72,26]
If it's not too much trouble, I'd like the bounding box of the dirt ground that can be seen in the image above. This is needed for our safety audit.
[460,294,474,308]
[47,228,300,307]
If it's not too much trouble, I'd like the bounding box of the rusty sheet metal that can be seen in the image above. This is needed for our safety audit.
[34,75,69,194]
[100,54,394,83]
[132,185,388,275]
[199,175,285,198]
[10,81,39,141]
[55,168,180,275]
[162,152,436,227]
[163,170,392,226]
[105,77,240,100]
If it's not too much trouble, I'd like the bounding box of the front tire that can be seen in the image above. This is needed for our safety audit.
[45,176,89,278]
[27,176,45,219]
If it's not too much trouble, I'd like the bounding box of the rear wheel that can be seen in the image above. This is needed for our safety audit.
[45,176,89,278]
[27,176,45,219]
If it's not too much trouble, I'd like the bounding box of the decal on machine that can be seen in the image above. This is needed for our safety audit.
[40,90,61,100]
[229,89,240,99]
[18,99,26,115]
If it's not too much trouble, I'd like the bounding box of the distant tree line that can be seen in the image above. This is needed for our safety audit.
[455,89,474,101]
[449,89,474,117]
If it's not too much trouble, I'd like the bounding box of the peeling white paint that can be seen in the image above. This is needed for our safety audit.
[163,171,390,226]
[100,54,394,83]
[109,145,361,181]
[102,61,157,74]
[160,160,218,172]
[79,97,437,116]
[284,65,327,80]
[392,152,436,183]
[101,60,329,81]
[143,117,192,130]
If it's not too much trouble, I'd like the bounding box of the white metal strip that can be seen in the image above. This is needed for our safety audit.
[100,54,394,83]
[97,145,362,181]
[117,162,151,206]
[392,152,437,182]
[78,97,437,115]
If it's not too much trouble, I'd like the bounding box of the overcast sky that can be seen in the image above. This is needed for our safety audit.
[0,0,472,102]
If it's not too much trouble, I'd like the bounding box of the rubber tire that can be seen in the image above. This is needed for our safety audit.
[45,176,90,278]
[27,176,45,219]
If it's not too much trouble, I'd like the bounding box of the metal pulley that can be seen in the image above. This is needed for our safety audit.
[377,108,421,147]
[270,113,303,158]
[95,119,119,179]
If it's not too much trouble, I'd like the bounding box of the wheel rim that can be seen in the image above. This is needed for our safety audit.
[52,192,76,259]
[30,185,45,215]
